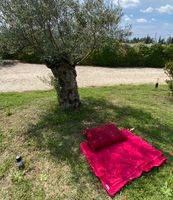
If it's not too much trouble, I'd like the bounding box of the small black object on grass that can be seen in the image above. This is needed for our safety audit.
[155,82,159,88]
[16,156,25,170]
[155,78,159,89]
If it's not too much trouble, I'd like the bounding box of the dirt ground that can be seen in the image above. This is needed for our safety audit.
[0,62,168,92]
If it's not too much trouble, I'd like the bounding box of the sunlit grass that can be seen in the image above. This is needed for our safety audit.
[0,85,173,200]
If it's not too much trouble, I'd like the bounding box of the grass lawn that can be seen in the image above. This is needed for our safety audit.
[0,85,173,200]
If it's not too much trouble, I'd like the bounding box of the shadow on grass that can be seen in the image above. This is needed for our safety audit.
[24,97,173,196]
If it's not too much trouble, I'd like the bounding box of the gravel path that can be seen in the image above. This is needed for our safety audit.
[0,62,168,92]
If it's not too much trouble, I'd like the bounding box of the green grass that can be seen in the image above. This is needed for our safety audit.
[0,85,173,200]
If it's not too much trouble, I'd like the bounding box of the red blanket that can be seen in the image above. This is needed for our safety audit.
[80,129,167,196]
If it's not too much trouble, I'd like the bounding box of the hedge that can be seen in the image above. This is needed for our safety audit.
[2,43,173,68]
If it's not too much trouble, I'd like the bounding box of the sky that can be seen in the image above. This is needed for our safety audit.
[115,0,173,39]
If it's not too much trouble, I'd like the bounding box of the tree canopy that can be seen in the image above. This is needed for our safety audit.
[0,0,130,64]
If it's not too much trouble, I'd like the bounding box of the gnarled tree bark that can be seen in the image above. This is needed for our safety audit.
[46,58,81,110]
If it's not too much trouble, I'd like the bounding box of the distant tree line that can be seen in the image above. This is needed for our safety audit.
[125,35,173,45]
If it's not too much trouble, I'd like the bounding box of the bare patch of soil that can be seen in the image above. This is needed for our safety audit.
[0,62,168,92]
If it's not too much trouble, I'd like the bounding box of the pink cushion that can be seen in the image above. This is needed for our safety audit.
[83,124,126,151]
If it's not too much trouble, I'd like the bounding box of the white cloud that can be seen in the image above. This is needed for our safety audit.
[148,18,157,23]
[124,15,132,22]
[151,18,156,22]
[136,18,147,23]
[114,0,140,8]
[140,7,154,13]
[156,4,173,14]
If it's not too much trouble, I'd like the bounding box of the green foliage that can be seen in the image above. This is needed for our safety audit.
[2,43,173,68]
[163,44,173,61]
[17,52,42,64]
[121,45,139,67]
[137,43,150,67]
[1,48,42,64]
[145,43,164,67]
[82,43,173,68]
[165,62,173,94]
[92,46,116,66]
[166,37,173,44]
[89,43,124,67]
[165,62,173,77]
[127,35,154,44]
[0,0,129,65]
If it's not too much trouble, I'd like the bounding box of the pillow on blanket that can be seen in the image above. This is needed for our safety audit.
[83,124,126,151]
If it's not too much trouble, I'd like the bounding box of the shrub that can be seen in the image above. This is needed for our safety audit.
[165,62,173,94]
[1,48,43,64]
[136,44,150,67]
[82,43,166,68]
[91,46,116,66]
[17,52,43,64]
[146,43,164,68]
[163,44,173,61]
[84,42,125,67]
[119,45,140,67]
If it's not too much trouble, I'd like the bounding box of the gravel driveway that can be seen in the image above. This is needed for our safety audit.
[0,62,168,92]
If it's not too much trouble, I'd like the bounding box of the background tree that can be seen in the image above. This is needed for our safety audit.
[158,36,165,44]
[166,36,173,44]
[0,0,130,110]
[143,35,154,44]
[130,37,141,43]
[129,36,154,44]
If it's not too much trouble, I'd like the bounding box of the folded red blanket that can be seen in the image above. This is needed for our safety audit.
[80,128,167,196]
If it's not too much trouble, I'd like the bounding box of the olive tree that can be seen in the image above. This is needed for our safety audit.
[0,0,130,110]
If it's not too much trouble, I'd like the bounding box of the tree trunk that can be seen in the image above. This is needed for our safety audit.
[46,60,81,110]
